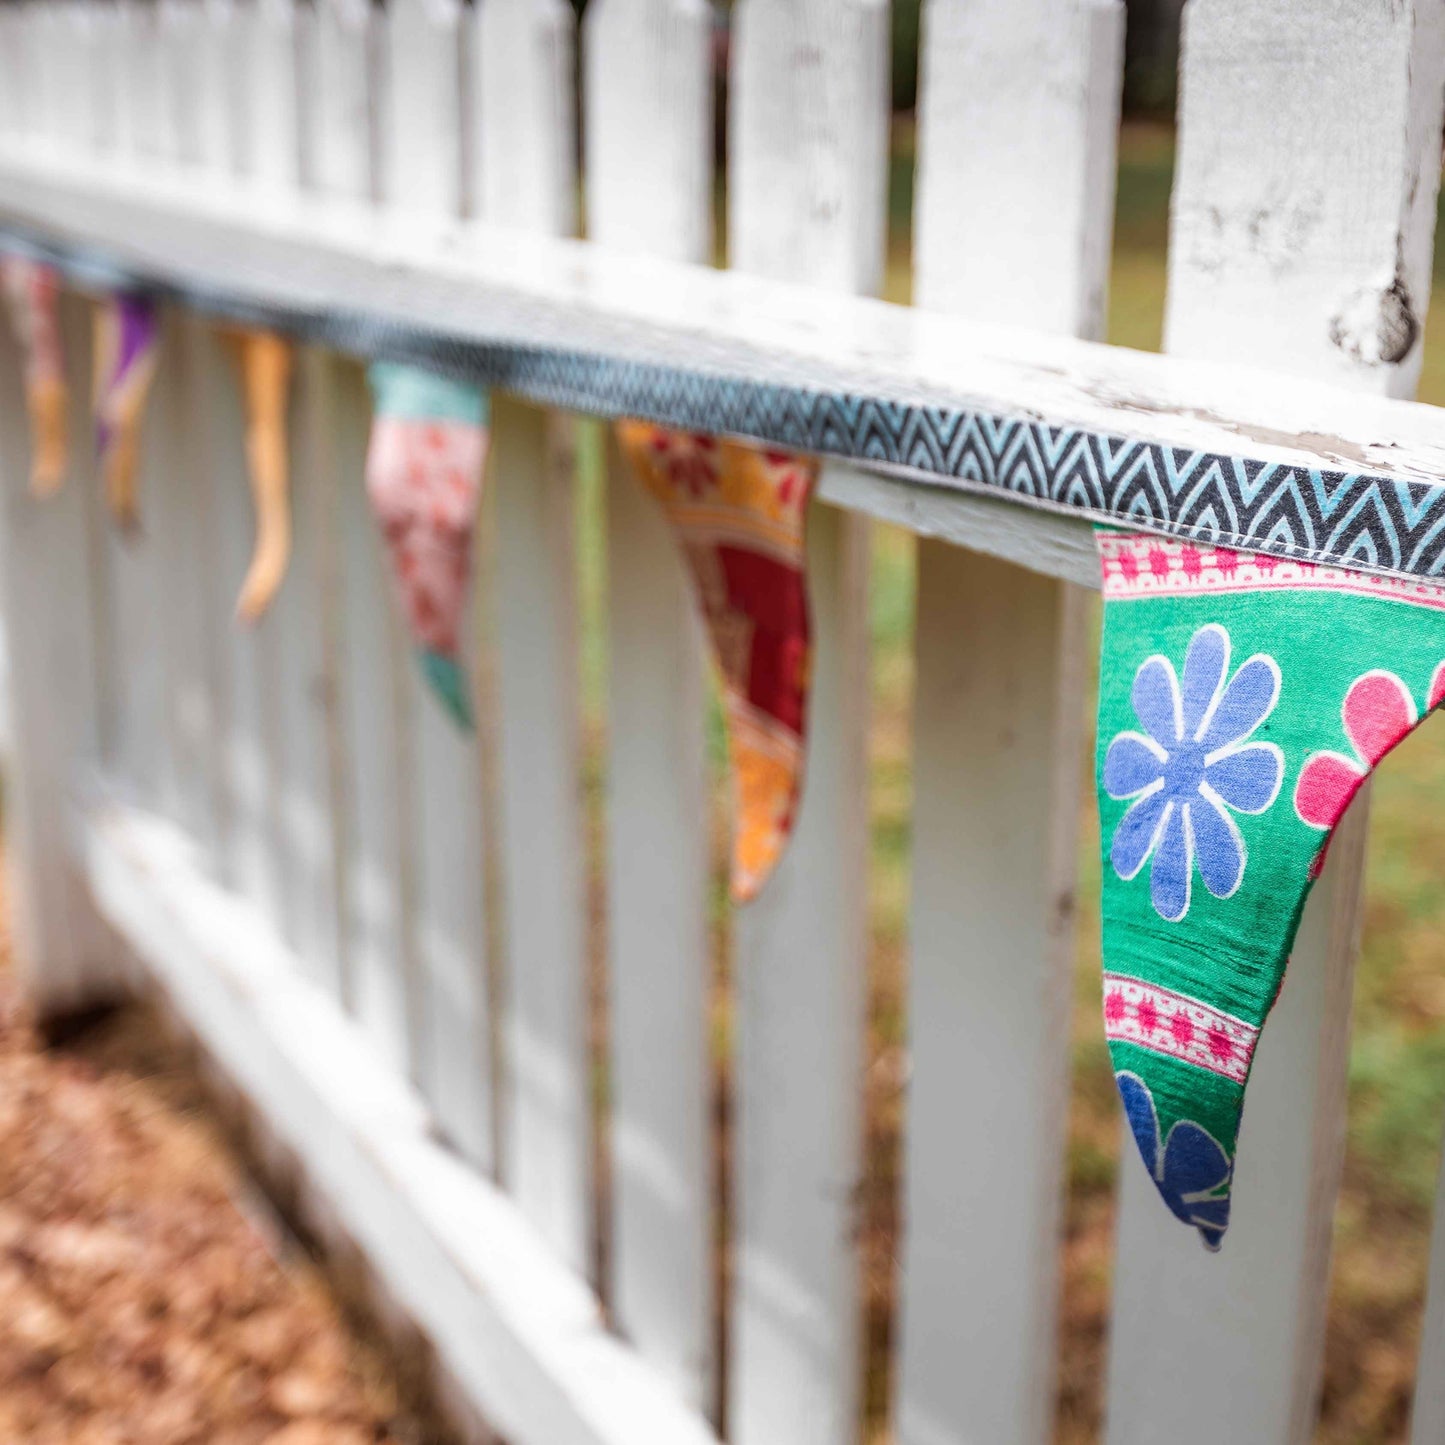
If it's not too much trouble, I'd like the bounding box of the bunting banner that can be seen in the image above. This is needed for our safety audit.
[616,422,816,903]
[93,293,160,532]
[0,254,67,496]
[365,361,489,729]
[1095,527,1445,1248]
[232,330,294,622]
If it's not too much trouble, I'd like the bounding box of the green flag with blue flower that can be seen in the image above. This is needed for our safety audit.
[1096,528,1445,1248]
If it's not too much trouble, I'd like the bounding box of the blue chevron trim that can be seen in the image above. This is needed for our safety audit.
[12,227,1445,583]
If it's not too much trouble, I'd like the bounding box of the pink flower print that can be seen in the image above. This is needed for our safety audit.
[1294,672,1419,875]
[655,431,719,498]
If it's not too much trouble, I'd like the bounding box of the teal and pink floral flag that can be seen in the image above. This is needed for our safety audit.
[365,362,489,729]
[1095,529,1445,1248]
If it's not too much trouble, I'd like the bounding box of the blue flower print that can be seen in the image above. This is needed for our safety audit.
[1104,623,1283,922]
[1117,1071,1232,1250]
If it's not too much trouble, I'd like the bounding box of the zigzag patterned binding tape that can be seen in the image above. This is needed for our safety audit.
[4,215,1445,583]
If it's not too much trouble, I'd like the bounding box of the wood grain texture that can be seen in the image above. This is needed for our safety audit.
[727,5,886,1442]
[914,0,1123,337]
[894,5,1121,1443]
[584,0,716,1408]
[1105,5,1445,1443]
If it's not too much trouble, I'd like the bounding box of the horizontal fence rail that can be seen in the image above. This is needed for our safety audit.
[1,3,1445,1445]
[5,154,1445,577]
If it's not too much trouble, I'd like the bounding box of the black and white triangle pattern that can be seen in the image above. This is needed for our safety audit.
[20,226,1445,582]
[423,340,1445,582]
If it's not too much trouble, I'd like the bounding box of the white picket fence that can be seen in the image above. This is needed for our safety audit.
[0,2,1444,1444]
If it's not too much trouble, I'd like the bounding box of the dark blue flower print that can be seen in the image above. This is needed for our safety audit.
[1117,1070,1232,1249]
[1104,623,1283,922]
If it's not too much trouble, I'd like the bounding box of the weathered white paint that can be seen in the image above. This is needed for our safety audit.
[272,345,347,1003]
[895,5,1122,1444]
[334,354,415,1075]
[471,0,576,236]
[914,0,1123,337]
[584,0,716,1410]
[0,289,117,1013]
[117,0,164,165]
[8,150,1445,518]
[309,0,374,204]
[817,461,1100,590]
[101,326,169,813]
[1165,0,1445,399]
[726,5,886,1442]
[186,35,289,931]
[584,0,712,265]
[381,0,464,217]
[231,0,302,193]
[1105,5,1445,1444]
[486,393,589,1266]
[311,11,420,1079]
[80,797,722,1445]
[472,0,589,1265]
[283,0,372,1025]
[0,12,27,142]
[153,312,224,851]
[378,0,494,1168]
[204,325,287,924]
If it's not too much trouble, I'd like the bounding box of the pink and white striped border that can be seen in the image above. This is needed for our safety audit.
[1102,973,1258,1084]
[1097,532,1445,611]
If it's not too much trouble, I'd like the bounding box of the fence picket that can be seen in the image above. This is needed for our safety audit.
[315,2,426,1077]
[471,0,588,1264]
[335,358,414,1073]
[1104,5,1445,1442]
[310,0,373,204]
[727,4,887,1441]
[892,6,1122,1444]
[176,22,290,931]
[233,0,301,191]
[379,0,494,1164]
[292,0,376,1024]
[584,0,716,1406]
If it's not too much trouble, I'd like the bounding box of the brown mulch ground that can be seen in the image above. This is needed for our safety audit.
[0,950,421,1444]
